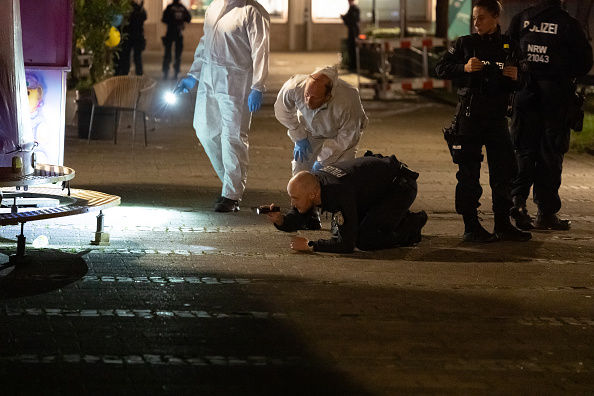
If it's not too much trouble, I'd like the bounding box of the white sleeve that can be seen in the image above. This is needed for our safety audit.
[187,36,205,81]
[248,7,270,92]
[274,78,308,142]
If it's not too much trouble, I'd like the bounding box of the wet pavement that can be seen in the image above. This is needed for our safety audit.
[1,51,593,395]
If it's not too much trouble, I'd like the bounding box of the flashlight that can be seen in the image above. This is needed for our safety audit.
[165,91,177,105]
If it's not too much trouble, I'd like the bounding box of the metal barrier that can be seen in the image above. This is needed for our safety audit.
[356,37,449,99]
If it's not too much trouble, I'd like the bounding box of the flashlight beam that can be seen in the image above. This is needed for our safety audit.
[164,92,177,105]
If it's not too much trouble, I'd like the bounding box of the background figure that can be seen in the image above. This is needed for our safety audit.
[177,0,270,212]
[116,0,147,76]
[275,65,368,176]
[341,0,360,72]
[435,0,531,243]
[161,0,191,79]
[506,0,593,231]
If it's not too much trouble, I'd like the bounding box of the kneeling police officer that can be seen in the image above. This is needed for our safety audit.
[266,153,427,254]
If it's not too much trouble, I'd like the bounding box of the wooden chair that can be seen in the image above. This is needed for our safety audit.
[88,75,156,147]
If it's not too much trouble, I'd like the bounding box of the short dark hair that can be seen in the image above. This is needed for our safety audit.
[474,0,502,18]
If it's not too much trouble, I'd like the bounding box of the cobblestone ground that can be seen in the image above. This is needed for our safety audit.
[1,53,593,395]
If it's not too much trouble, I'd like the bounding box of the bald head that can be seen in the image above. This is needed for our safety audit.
[304,73,333,110]
[287,171,321,213]
[290,171,319,191]
[310,72,332,91]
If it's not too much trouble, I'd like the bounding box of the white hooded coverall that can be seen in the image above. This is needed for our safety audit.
[274,66,368,175]
[188,0,270,201]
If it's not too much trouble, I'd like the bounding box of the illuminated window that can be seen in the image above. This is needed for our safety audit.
[163,0,287,22]
[258,0,288,21]
[187,0,212,19]
[311,0,430,23]
[312,0,350,22]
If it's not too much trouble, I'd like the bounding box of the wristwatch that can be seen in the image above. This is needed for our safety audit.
[307,240,314,250]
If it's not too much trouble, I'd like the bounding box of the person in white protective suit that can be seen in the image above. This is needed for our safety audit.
[175,0,270,212]
[274,65,368,176]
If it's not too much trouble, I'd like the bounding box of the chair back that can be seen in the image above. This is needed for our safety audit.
[137,77,157,113]
[93,76,152,109]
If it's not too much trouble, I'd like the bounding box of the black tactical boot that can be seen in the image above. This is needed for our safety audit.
[214,197,239,212]
[494,222,532,242]
[495,212,532,242]
[406,210,428,245]
[509,196,533,230]
[462,213,495,243]
[533,212,571,230]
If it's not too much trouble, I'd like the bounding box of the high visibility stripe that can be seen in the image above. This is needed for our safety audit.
[359,78,449,93]
[357,37,446,49]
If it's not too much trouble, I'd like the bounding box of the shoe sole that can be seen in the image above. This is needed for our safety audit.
[532,223,570,231]
[214,207,239,212]
[214,203,239,212]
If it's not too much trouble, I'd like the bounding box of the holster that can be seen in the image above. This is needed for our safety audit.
[363,151,419,184]
[443,102,464,164]
[568,90,585,132]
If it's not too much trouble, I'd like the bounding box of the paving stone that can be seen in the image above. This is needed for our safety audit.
[0,52,593,395]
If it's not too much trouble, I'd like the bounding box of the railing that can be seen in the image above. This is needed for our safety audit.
[356,36,449,100]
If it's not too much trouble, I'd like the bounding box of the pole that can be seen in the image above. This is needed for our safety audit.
[372,0,379,29]
[400,0,407,38]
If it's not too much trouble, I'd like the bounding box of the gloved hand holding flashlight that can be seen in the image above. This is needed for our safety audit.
[293,138,312,163]
[173,76,198,94]
[248,89,263,112]
[312,161,323,172]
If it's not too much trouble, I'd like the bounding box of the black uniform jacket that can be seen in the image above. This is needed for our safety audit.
[278,156,403,254]
[506,0,593,80]
[124,3,147,41]
[435,28,525,116]
[162,3,191,36]
[341,5,360,38]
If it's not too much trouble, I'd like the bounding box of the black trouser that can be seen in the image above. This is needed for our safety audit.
[455,114,517,222]
[356,177,417,251]
[117,38,144,76]
[511,80,572,215]
[346,34,357,71]
[162,33,183,75]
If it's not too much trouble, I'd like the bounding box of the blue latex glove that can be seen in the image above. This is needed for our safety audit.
[248,89,263,112]
[293,138,312,163]
[312,161,323,172]
[173,76,198,94]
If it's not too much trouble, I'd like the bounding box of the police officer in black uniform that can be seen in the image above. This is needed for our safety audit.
[341,0,360,72]
[435,0,531,243]
[116,0,147,76]
[161,0,192,80]
[506,0,593,231]
[266,154,427,254]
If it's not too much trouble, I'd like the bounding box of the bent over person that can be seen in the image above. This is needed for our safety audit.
[267,153,427,254]
[435,0,531,243]
[175,0,270,212]
[506,0,593,231]
[275,65,368,175]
